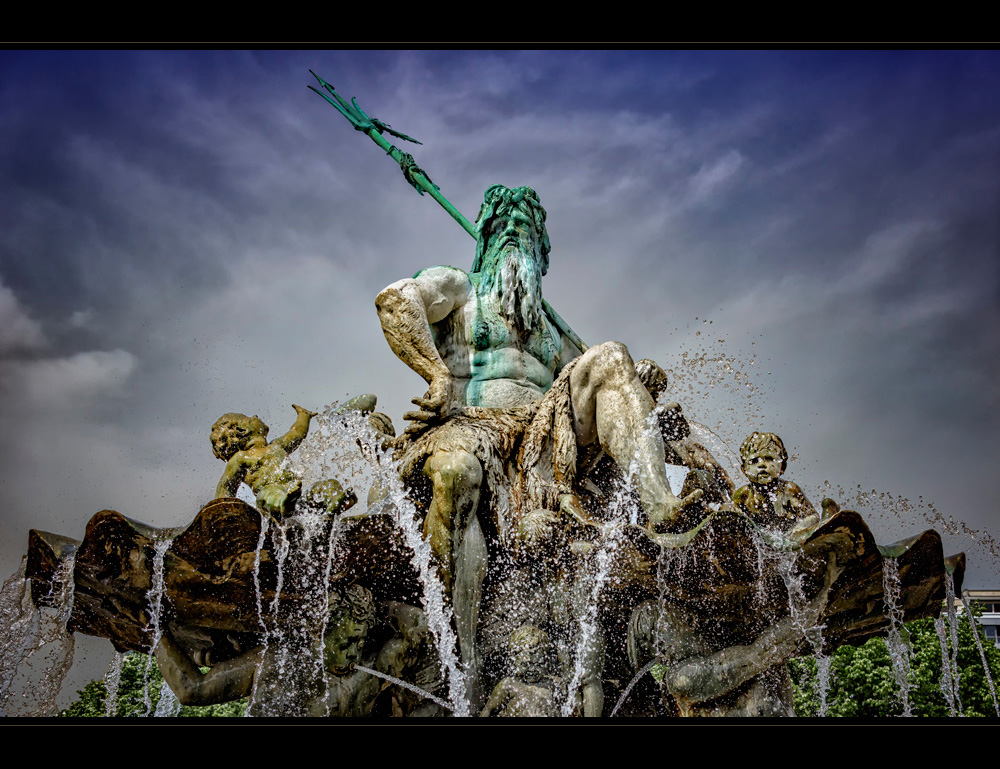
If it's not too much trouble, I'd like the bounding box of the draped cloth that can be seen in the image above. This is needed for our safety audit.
[395,358,581,546]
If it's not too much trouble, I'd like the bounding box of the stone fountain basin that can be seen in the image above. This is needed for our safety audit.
[592,508,963,651]
[27,498,421,665]
[27,499,963,666]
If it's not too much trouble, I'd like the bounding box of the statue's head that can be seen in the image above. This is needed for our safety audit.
[509,624,555,684]
[325,583,375,674]
[210,413,269,460]
[472,184,550,275]
[470,185,551,335]
[739,431,788,484]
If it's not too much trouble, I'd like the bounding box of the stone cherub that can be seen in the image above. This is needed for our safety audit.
[481,624,577,717]
[733,431,820,533]
[210,403,361,519]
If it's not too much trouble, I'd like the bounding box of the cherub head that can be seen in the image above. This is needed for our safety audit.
[509,624,556,684]
[210,413,269,461]
[324,584,376,675]
[739,431,788,485]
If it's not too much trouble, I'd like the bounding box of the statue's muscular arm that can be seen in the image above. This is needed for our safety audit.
[376,266,473,428]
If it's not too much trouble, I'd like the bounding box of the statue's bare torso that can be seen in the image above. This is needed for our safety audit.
[408,265,573,409]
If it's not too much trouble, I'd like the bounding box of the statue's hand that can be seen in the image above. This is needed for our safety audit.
[402,375,451,437]
[293,403,318,419]
[648,489,704,533]
[256,482,301,518]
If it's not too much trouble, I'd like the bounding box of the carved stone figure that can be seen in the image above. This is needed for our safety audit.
[627,552,843,716]
[212,403,357,520]
[376,185,705,683]
[480,624,574,717]
[733,431,820,534]
[156,584,442,717]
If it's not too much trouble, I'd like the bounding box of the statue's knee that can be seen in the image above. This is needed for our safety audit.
[585,341,635,386]
[426,450,482,491]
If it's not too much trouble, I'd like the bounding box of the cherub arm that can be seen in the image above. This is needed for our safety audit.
[216,455,248,499]
[156,634,262,706]
[732,484,752,513]
[270,404,316,455]
[375,267,473,431]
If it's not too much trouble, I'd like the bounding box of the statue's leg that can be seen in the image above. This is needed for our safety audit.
[569,341,690,525]
[423,449,483,589]
[423,449,486,705]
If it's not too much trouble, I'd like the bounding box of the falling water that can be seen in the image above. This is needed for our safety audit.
[250,512,333,717]
[934,617,957,717]
[1,553,78,716]
[767,537,832,716]
[141,537,172,716]
[882,557,912,716]
[318,513,347,717]
[815,655,831,717]
[154,679,181,717]
[960,594,1000,716]
[290,407,470,717]
[563,443,649,718]
[562,520,621,717]
[245,510,273,716]
[381,468,469,716]
[945,572,963,713]
[0,560,38,714]
[610,658,660,717]
[103,652,124,717]
[249,520,291,715]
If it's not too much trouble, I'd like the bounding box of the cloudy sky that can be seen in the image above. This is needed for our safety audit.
[2,48,998,633]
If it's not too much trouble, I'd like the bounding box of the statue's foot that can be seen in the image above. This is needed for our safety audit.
[558,494,603,540]
[647,489,705,534]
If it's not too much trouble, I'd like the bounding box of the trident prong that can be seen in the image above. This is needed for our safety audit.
[309,71,421,145]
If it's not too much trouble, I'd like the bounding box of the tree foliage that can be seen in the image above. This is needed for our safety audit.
[789,609,1000,718]
[60,652,247,718]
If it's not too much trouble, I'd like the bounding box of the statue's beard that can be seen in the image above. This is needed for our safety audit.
[480,243,545,336]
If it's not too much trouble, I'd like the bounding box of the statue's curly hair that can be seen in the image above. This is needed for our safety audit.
[328,583,376,626]
[739,431,788,475]
[210,413,268,459]
[472,184,550,275]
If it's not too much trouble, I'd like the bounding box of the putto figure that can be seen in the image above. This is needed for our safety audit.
[733,431,820,533]
[480,624,571,717]
[211,404,354,518]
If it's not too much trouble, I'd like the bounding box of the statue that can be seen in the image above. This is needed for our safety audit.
[733,431,821,535]
[8,75,970,719]
[480,624,574,717]
[156,584,444,717]
[376,184,721,702]
[212,404,354,519]
[380,186,703,594]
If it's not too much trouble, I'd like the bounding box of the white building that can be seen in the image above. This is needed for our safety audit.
[957,590,1000,647]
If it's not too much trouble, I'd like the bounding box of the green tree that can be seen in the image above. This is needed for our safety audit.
[789,608,1000,717]
[60,652,247,718]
